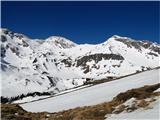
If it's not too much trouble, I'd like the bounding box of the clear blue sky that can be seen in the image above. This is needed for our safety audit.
[1,1,159,44]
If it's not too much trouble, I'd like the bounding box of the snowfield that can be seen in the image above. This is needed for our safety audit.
[20,68,160,113]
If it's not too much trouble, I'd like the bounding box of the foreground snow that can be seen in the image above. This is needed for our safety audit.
[20,68,160,112]
[106,97,160,120]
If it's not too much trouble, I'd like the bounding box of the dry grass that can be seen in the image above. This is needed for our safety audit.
[112,83,160,103]
[137,99,149,108]
[113,105,126,114]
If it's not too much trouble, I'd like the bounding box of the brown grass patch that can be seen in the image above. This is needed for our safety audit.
[137,100,149,108]
[113,105,126,114]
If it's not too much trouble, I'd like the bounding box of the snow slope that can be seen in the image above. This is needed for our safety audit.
[20,68,160,112]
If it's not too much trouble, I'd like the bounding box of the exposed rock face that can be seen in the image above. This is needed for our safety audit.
[75,53,124,73]
[147,52,158,57]
[1,28,28,40]
[114,37,160,53]
[1,35,7,42]
[61,58,72,67]
[1,44,6,58]
[76,53,124,67]
[150,46,160,54]
[10,46,20,56]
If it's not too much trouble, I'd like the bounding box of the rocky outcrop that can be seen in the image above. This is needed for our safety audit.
[76,53,124,67]
[115,37,160,53]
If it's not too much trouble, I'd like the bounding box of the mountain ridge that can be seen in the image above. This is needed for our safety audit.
[1,28,159,99]
[3,28,159,45]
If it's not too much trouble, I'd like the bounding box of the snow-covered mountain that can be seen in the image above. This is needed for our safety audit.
[1,28,160,98]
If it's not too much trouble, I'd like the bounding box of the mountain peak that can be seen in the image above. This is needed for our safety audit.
[111,35,124,39]
[45,36,77,49]
[111,35,133,41]
[103,35,128,44]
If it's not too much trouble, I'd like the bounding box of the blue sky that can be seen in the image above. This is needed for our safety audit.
[1,1,159,44]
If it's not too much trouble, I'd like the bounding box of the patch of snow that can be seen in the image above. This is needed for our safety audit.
[123,98,137,107]
[154,88,160,92]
